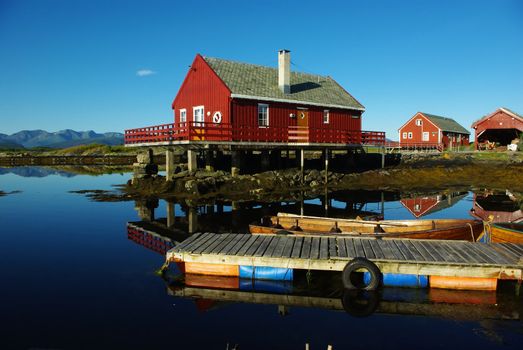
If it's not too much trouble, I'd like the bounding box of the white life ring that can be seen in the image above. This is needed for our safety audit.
[212,111,222,124]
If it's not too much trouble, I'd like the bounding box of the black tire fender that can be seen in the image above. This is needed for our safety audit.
[342,257,381,291]
[341,290,380,317]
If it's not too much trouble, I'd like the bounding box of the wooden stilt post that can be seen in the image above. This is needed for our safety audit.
[381,146,386,168]
[166,149,175,181]
[187,149,198,172]
[205,148,214,172]
[300,148,305,184]
[324,148,329,184]
[188,207,198,234]
[167,201,175,227]
[231,149,240,177]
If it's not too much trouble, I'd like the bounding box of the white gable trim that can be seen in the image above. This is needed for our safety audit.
[231,94,365,111]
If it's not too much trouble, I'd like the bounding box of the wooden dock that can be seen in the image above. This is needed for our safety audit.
[166,233,523,280]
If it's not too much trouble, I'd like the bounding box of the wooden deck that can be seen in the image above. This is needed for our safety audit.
[166,233,523,280]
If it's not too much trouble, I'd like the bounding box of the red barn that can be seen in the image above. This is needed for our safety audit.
[126,51,385,146]
[471,107,523,150]
[398,112,470,151]
[400,192,468,218]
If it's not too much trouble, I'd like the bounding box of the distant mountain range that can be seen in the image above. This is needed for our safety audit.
[0,129,124,149]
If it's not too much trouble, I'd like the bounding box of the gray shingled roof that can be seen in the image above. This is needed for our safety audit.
[203,56,364,110]
[422,113,470,135]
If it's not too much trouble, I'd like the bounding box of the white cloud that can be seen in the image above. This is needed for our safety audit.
[136,69,156,77]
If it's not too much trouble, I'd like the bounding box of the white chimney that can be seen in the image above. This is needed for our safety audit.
[278,49,290,94]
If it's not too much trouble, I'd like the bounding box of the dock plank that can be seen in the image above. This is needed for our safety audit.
[310,237,320,260]
[368,239,385,260]
[254,236,274,257]
[361,239,376,259]
[394,240,416,261]
[441,241,483,264]
[328,237,337,259]
[224,234,252,255]
[487,244,521,264]
[271,236,289,257]
[409,240,436,262]
[496,244,523,258]
[319,237,329,260]
[401,240,425,261]
[345,238,357,258]
[337,237,347,258]
[291,237,304,258]
[463,243,500,264]
[263,236,283,257]
[237,235,261,256]
[354,238,366,258]
[192,234,222,254]
[202,234,230,254]
[473,243,514,264]
[171,232,203,252]
[507,243,523,256]
[178,232,214,254]
[281,237,295,258]
[210,234,234,254]
[441,241,477,263]
[384,240,405,260]
[300,237,313,259]
[418,241,446,262]
[375,239,397,260]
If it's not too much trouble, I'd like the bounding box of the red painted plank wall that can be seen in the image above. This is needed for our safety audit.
[474,110,523,135]
[172,55,231,125]
[399,113,440,144]
[231,99,362,131]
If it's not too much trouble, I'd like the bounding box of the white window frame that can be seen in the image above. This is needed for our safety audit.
[408,132,413,139]
[193,106,204,127]
[258,103,269,127]
[416,119,422,126]
[402,132,407,139]
[180,109,187,126]
[422,132,429,141]
[323,110,330,124]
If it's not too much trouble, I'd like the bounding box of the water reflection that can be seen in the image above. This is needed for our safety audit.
[470,190,523,223]
[164,272,521,321]
[400,191,468,218]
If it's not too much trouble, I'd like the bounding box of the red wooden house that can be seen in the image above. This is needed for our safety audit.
[398,112,470,151]
[125,51,385,146]
[471,107,523,150]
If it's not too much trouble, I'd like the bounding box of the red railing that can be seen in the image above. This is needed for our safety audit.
[124,122,386,146]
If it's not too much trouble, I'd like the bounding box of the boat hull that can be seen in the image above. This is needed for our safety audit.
[490,223,523,243]
[250,214,484,241]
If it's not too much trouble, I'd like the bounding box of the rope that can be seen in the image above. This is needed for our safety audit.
[466,223,475,242]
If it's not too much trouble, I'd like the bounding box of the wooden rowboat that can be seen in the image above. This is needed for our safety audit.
[490,223,523,243]
[249,212,484,241]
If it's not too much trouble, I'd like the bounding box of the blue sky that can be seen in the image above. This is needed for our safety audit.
[1,0,522,140]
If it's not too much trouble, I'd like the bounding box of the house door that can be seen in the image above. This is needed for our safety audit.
[296,109,309,142]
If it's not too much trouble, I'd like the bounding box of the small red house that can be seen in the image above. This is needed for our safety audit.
[471,107,523,150]
[398,112,470,151]
[125,51,385,146]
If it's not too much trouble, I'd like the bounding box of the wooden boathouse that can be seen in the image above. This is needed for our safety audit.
[471,107,523,150]
[124,50,386,176]
[166,232,523,291]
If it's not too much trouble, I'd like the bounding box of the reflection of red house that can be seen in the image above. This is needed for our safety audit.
[401,192,468,218]
[471,107,523,150]
[470,192,523,223]
[398,112,470,151]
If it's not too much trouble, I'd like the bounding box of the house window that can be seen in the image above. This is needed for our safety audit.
[408,132,413,139]
[414,204,421,212]
[193,106,204,127]
[416,119,422,126]
[258,104,269,127]
[422,132,429,141]
[180,109,187,126]
[323,110,329,124]
[402,132,407,139]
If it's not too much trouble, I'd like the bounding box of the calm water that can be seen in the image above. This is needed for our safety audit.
[0,167,522,349]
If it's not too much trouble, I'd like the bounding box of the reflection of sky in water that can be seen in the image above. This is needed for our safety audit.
[0,168,522,349]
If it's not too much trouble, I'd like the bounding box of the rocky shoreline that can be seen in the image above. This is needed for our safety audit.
[127,153,523,201]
